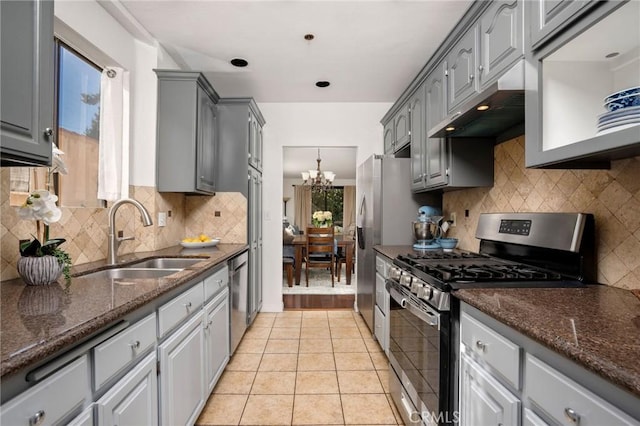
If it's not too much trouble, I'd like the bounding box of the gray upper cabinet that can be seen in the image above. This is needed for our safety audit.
[248,111,262,172]
[155,70,219,194]
[446,26,478,114]
[383,121,394,154]
[1,0,55,167]
[528,0,599,50]
[478,0,523,90]
[425,62,447,135]
[525,0,640,168]
[424,138,449,188]
[393,103,411,152]
[409,86,426,190]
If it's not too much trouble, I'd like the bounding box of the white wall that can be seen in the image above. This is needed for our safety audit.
[259,102,391,312]
[55,0,180,187]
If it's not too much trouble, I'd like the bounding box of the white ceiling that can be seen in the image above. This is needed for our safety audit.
[116,0,472,102]
[283,147,357,179]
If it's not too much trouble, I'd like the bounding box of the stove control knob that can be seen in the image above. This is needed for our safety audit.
[389,267,401,281]
[418,286,434,301]
[411,279,424,294]
[400,274,412,288]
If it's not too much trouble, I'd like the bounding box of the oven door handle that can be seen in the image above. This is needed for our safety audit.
[407,302,440,330]
[389,285,407,308]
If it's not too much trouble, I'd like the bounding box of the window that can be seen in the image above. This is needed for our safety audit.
[9,39,105,208]
[312,187,344,225]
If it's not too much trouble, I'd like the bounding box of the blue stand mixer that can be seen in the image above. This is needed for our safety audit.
[412,206,443,250]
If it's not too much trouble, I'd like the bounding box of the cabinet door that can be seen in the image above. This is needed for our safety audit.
[204,289,230,393]
[248,112,258,169]
[0,0,54,166]
[409,86,426,190]
[196,86,217,193]
[393,103,411,152]
[425,62,447,135]
[528,0,599,50]
[247,169,261,325]
[159,311,205,426]
[97,353,158,426]
[383,121,394,154]
[373,305,387,353]
[478,0,523,90]
[256,122,263,172]
[447,26,478,113]
[459,353,520,426]
[425,138,448,188]
[256,172,263,311]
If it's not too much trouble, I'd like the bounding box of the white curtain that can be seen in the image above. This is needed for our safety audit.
[294,185,312,231]
[98,67,129,201]
[343,185,356,231]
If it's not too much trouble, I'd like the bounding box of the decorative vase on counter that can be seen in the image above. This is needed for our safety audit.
[17,255,64,286]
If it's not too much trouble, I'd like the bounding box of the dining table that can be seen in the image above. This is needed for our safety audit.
[289,234,356,286]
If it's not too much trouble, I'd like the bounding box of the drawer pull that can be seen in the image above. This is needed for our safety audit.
[184,301,192,309]
[204,320,213,330]
[129,340,141,350]
[29,410,45,426]
[475,340,487,352]
[564,407,580,424]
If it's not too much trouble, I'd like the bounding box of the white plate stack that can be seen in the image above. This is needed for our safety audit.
[597,86,640,135]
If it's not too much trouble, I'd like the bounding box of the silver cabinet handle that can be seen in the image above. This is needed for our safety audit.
[564,408,580,424]
[476,340,487,352]
[478,65,484,73]
[204,319,214,331]
[469,74,474,80]
[184,301,192,308]
[129,340,141,350]
[29,410,45,426]
[43,128,54,138]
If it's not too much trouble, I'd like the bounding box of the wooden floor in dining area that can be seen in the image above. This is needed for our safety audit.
[283,294,355,309]
[195,310,401,426]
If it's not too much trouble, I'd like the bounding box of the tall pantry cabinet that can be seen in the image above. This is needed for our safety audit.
[217,98,265,326]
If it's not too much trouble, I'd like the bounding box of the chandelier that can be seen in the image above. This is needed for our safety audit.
[301,148,336,192]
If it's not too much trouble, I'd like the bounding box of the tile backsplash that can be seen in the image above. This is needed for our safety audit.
[1,168,246,281]
[444,135,640,290]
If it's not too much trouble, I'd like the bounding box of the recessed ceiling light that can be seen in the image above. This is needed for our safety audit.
[316,81,330,88]
[477,105,490,111]
[304,34,315,41]
[445,126,455,132]
[605,52,619,59]
[230,58,248,67]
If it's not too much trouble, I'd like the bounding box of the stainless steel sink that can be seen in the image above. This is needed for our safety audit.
[128,258,205,269]
[81,268,182,280]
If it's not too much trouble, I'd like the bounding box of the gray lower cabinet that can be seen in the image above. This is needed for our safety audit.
[204,288,230,394]
[0,0,55,167]
[459,303,640,426]
[459,352,520,426]
[96,353,158,426]
[155,70,220,194]
[374,254,391,354]
[217,99,265,325]
[158,310,206,426]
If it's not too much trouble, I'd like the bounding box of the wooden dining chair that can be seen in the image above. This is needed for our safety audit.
[335,242,355,283]
[305,227,335,287]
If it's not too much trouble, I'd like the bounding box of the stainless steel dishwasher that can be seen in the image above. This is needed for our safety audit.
[229,251,248,354]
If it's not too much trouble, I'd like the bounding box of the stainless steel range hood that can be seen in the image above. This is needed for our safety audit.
[428,60,525,139]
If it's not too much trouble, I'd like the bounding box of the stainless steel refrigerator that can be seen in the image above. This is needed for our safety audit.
[356,154,440,332]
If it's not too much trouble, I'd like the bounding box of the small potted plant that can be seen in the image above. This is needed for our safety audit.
[16,190,71,285]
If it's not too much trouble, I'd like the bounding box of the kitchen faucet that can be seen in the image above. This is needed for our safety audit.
[107,198,153,265]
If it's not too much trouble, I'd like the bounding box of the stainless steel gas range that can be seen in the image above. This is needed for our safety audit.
[386,212,596,426]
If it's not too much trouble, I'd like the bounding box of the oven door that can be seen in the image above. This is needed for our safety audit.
[387,281,451,426]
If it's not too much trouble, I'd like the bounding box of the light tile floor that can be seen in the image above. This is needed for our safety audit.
[196,310,403,425]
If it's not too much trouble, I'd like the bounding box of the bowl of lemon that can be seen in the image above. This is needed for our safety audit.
[180,234,220,248]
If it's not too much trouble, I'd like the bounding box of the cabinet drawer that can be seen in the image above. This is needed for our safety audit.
[525,355,637,425]
[375,256,389,277]
[204,265,228,302]
[460,312,521,389]
[375,272,388,314]
[93,312,156,390]
[1,355,89,426]
[158,282,204,338]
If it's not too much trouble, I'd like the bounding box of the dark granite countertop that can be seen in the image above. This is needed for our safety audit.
[374,245,640,398]
[0,244,247,378]
[456,286,640,398]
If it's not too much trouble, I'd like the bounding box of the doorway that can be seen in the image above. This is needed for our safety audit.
[282,147,357,309]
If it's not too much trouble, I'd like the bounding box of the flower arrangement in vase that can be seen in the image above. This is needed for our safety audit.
[16,144,71,285]
[312,210,333,228]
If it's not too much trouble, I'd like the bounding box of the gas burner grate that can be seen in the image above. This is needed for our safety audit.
[415,263,563,283]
